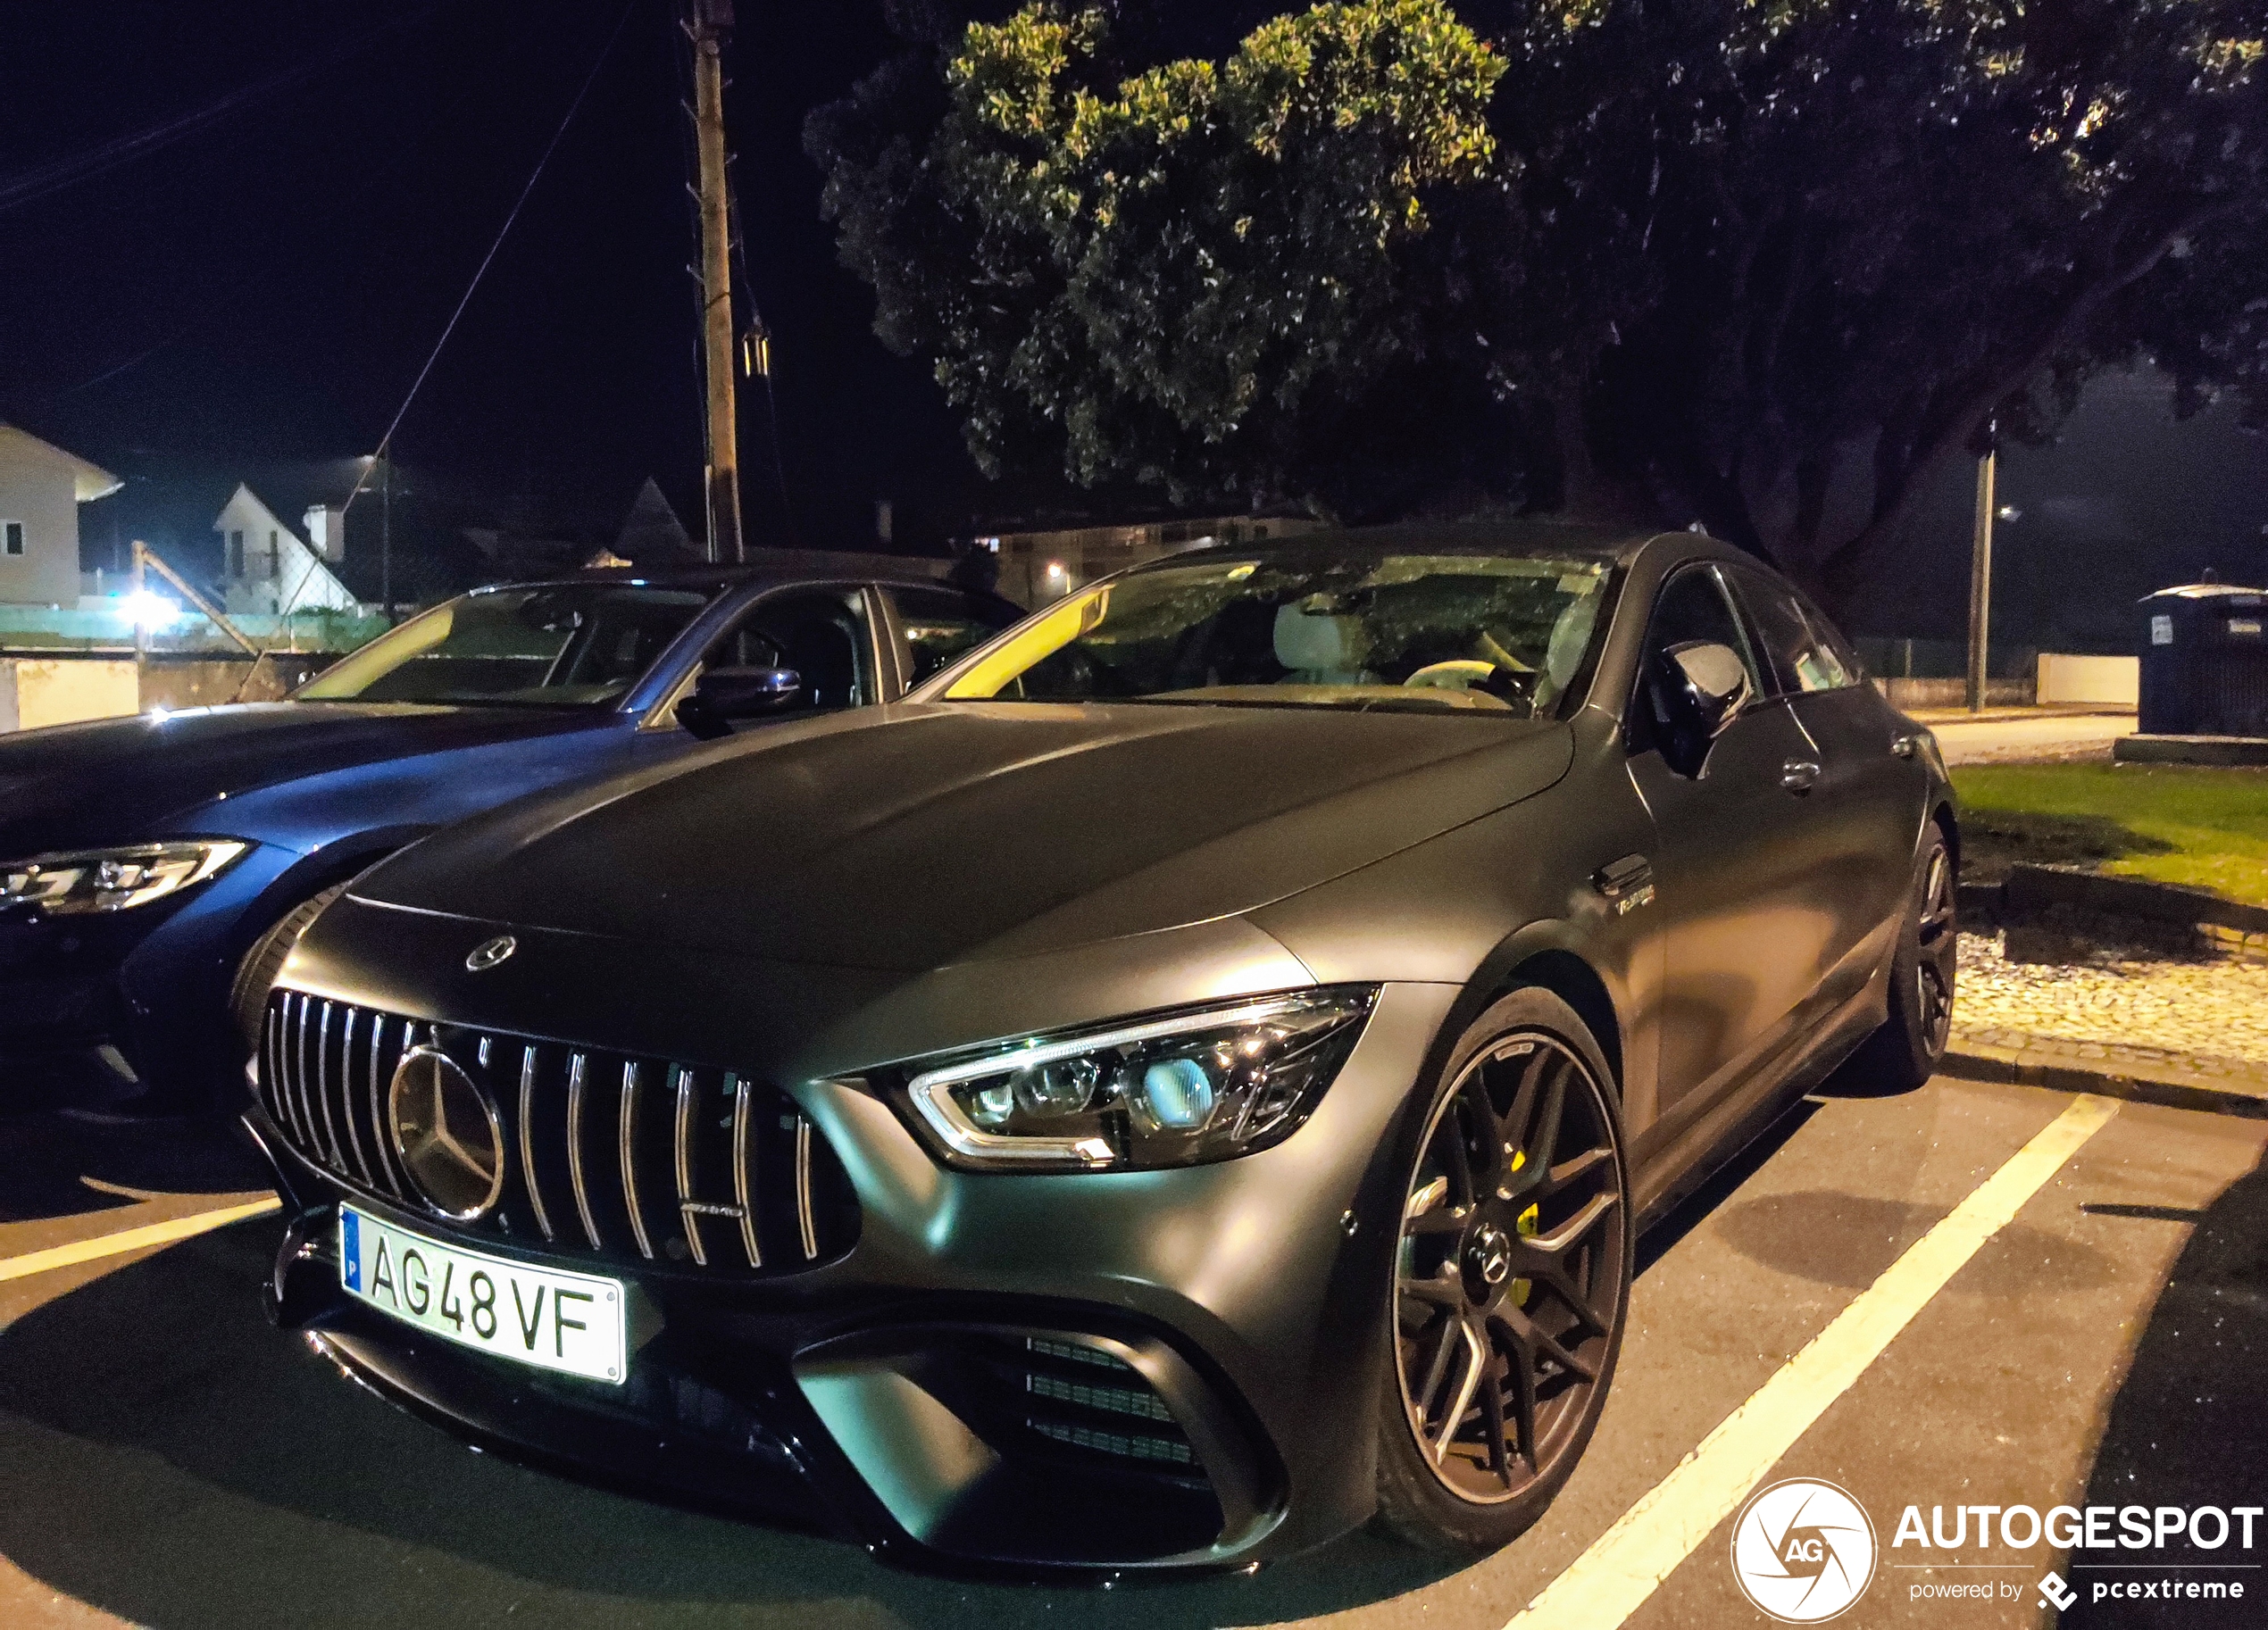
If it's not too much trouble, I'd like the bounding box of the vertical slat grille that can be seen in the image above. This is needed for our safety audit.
[621,1061,654,1260]
[518,1044,554,1242]
[256,992,853,1279]
[566,1052,601,1250]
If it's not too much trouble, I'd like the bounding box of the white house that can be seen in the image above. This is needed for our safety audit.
[0,425,121,607]
[213,483,360,616]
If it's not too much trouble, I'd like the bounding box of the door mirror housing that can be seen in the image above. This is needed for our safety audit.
[1651,641,1752,775]
[676,666,803,740]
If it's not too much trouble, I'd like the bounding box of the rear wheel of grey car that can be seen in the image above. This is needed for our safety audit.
[1374,989,1632,1557]
[1851,827,1956,1093]
[228,881,349,1056]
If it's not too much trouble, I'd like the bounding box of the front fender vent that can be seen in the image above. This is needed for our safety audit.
[257,990,857,1278]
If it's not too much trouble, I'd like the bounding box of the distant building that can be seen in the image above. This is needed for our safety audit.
[974,514,1315,606]
[0,424,121,607]
[212,482,362,617]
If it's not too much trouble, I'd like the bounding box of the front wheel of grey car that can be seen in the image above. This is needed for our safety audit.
[1374,989,1633,1557]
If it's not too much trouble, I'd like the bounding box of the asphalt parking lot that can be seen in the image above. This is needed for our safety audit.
[3,1069,2263,1630]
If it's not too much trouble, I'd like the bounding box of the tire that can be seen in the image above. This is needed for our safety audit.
[228,881,349,1053]
[1850,826,1956,1093]
[1373,988,1634,1557]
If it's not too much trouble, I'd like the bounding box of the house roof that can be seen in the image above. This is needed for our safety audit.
[0,423,123,502]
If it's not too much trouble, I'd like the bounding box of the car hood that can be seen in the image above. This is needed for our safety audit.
[0,702,604,856]
[355,701,1573,971]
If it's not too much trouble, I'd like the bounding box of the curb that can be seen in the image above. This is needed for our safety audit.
[1943,1035,2268,1121]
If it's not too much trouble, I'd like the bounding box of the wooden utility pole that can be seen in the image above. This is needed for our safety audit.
[690,0,743,564]
[1965,425,1997,714]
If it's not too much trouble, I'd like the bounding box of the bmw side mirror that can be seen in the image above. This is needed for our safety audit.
[1653,641,1752,776]
[676,667,803,741]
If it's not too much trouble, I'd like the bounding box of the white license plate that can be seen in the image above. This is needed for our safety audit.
[339,1206,628,1385]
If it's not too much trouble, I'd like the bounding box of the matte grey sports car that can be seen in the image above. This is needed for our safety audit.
[248,522,1956,1576]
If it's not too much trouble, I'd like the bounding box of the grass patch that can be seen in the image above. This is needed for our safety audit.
[1951,762,2268,907]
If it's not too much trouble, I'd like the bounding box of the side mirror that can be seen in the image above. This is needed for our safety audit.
[1652,641,1752,775]
[675,666,802,741]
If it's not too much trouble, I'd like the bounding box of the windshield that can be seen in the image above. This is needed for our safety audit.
[930,553,1613,717]
[295,584,713,708]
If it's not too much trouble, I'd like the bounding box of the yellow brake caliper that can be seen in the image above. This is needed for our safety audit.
[1509,1149,1539,1307]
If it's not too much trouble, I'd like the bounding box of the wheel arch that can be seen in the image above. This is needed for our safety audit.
[1439,923,1629,1100]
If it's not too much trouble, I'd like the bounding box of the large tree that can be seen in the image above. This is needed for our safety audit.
[813,0,2268,608]
[810,0,1510,516]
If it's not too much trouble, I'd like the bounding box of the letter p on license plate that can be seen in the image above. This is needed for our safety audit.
[339,1205,628,1385]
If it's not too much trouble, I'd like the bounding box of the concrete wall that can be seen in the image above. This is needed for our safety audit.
[0,658,138,732]
[1875,676,2036,710]
[0,653,329,733]
[0,447,83,609]
[2037,652,2139,708]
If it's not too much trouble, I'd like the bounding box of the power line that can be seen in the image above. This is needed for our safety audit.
[0,9,435,216]
[342,0,641,520]
[228,0,639,699]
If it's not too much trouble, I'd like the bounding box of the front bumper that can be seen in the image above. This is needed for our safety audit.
[247,977,1460,1576]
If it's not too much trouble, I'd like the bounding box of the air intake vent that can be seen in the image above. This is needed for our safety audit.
[258,990,856,1277]
[1016,1335,1197,1469]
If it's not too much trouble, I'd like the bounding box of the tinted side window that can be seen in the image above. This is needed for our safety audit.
[891,586,1020,686]
[1632,564,1762,741]
[1729,566,1855,694]
[1642,566,1761,681]
[708,588,875,711]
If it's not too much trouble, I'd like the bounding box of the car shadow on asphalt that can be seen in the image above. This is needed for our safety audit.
[0,1111,271,1223]
[0,1220,1455,1630]
[2058,1151,2268,1626]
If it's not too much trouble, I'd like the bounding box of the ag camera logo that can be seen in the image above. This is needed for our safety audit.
[1730,1478,1879,1622]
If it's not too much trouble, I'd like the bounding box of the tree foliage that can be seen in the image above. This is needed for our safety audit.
[812,0,1506,511]
[813,0,2268,607]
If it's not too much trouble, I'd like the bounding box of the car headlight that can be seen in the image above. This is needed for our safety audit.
[0,840,248,917]
[900,987,1376,1171]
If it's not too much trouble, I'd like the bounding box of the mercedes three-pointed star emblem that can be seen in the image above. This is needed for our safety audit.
[387,1044,506,1220]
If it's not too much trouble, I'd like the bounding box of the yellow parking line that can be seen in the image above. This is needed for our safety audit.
[0,1196,283,1284]
[1503,1093,2120,1630]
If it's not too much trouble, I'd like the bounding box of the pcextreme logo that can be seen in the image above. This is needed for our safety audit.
[1730,1478,1880,1623]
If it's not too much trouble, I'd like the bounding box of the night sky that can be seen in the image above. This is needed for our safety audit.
[1,0,972,563]
[4,1,2266,643]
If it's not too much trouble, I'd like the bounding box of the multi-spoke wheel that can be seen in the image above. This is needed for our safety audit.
[1853,825,1957,1092]
[1374,988,1631,1553]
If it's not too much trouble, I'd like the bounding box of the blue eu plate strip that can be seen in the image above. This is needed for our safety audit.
[342,1208,362,1293]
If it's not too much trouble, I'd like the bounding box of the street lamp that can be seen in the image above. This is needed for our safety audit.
[1966,425,1998,713]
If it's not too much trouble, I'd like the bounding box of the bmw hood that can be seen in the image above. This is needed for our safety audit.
[0,702,601,857]
[353,702,1573,971]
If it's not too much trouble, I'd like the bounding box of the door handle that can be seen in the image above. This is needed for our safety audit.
[1780,759,1822,794]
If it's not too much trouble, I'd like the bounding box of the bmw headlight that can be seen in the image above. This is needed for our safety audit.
[901,988,1376,1171]
[0,840,247,917]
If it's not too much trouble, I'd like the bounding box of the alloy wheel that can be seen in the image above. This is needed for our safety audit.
[1393,1033,1625,1504]
[1914,844,1956,1055]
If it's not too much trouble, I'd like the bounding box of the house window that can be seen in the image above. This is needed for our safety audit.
[2,521,22,557]
[267,531,280,581]
[228,530,245,578]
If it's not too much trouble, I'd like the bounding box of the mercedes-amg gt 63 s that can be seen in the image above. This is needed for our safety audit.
[247,523,1956,1577]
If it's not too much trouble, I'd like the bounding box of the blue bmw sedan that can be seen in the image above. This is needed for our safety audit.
[0,565,1019,1114]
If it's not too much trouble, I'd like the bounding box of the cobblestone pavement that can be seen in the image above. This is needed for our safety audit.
[1953,929,2268,1068]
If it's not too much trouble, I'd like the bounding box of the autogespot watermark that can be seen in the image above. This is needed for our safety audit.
[1892,1501,2263,1613]
[1731,1479,1880,1622]
[1730,1484,2264,1619]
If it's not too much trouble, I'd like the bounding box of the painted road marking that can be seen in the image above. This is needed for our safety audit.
[1503,1093,2120,1630]
[0,1196,282,1284]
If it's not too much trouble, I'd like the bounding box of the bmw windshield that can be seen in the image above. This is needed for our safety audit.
[929,552,1613,717]
[294,584,713,709]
